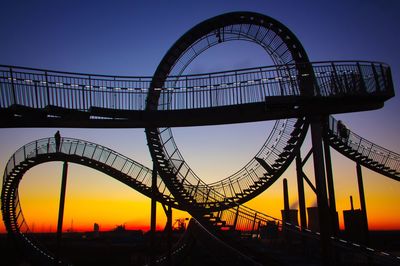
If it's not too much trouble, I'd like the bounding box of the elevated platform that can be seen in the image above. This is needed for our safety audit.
[0,61,394,128]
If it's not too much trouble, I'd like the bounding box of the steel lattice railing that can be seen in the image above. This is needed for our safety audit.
[2,136,400,265]
[327,116,400,180]
[0,61,393,112]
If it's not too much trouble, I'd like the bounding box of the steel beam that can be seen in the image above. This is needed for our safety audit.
[56,161,68,258]
[162,204,172,266]
[324,139,339,236]
[356,163,369,245]
[310,116,332,265]
[296,153,307,230]
[150,162,157,266]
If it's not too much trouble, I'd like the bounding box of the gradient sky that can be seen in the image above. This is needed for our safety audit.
[0,0,399,233]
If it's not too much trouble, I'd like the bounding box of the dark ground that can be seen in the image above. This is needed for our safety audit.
[0,231,399,266]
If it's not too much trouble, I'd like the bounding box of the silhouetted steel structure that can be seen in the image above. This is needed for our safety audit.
[1,11,399,266]
[0,60,392,128]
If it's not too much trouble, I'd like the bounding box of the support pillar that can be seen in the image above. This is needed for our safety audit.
[324,140,339,236]
[162,204,172,266]
[356,163,369,245]
[310,116,332,265]
[150,162,157,266]
[56,161,68,258]
[296,153,307,230]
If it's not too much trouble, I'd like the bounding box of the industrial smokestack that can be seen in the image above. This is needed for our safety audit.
[350,195,354,211]
[283,178,289,211]
[281,179,299,231]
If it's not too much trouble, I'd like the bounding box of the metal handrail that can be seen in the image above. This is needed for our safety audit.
[156,118,304,207]
[0,61,393,111]
[3,135,400,265]
[328,116,400,176]
[0,60,389,79]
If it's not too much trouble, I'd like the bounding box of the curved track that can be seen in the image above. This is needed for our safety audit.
[326,116,400,181]
[2,133,400,265]
[0,10,397,266]
[144,12,393,220]
[1,137,181,264]
[146,11,299,213]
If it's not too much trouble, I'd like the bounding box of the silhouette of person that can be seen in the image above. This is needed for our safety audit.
[337,120,349,141]
[337,120,343,134]
[55,130,61,152]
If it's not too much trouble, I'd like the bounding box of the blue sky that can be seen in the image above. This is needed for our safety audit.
[0,0,399,230]
[1,0,399,174]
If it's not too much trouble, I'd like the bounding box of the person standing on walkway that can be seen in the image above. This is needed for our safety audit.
[55,130,61,152]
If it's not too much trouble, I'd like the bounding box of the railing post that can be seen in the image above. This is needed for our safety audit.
[371,63,381,93]
[208,74,212,107]
[81,79,86,111]
[193,179,201,197]
[235,72,240,105]
[379,64,387,86]
[185,76,188,109]
[356,62,367,93]
[81,143,87,157]
[331,62,341,95]
[45,71,50,106]
[89,75,92,109]
[34,81,39,108]
[9,67,16,105]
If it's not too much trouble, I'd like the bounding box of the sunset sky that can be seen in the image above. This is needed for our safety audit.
[0,0,399,233]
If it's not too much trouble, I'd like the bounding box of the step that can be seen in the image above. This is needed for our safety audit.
[255,157,275,174]
[280,151,291,158]
[287,135,298,144]
[260,175,270,181]
[293,118,305,128]
[271,162,283,168]
[363,158,373,163]
[275,157,287,163]
[243,188,254,194]
[290,127,302,136]
[283,144,295,151]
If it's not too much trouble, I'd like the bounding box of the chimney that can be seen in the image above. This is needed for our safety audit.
[350,195,354,211]
[283,178,289,211]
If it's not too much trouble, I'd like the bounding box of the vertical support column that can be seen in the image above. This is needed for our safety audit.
[356,163,369,245]
[150,162,157,266]
[232,206,240,230]
[162,204,172,266]
[324,139,339,236]
[296,153,307,230]
[56,161,68,258]
[310,116,332,265]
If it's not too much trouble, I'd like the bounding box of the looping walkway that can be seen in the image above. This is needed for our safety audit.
[0,10,398,266]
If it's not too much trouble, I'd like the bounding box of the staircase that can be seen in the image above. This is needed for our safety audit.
[326,116,400,181]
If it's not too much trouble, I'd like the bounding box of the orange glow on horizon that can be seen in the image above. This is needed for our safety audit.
[0,144,399,235]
